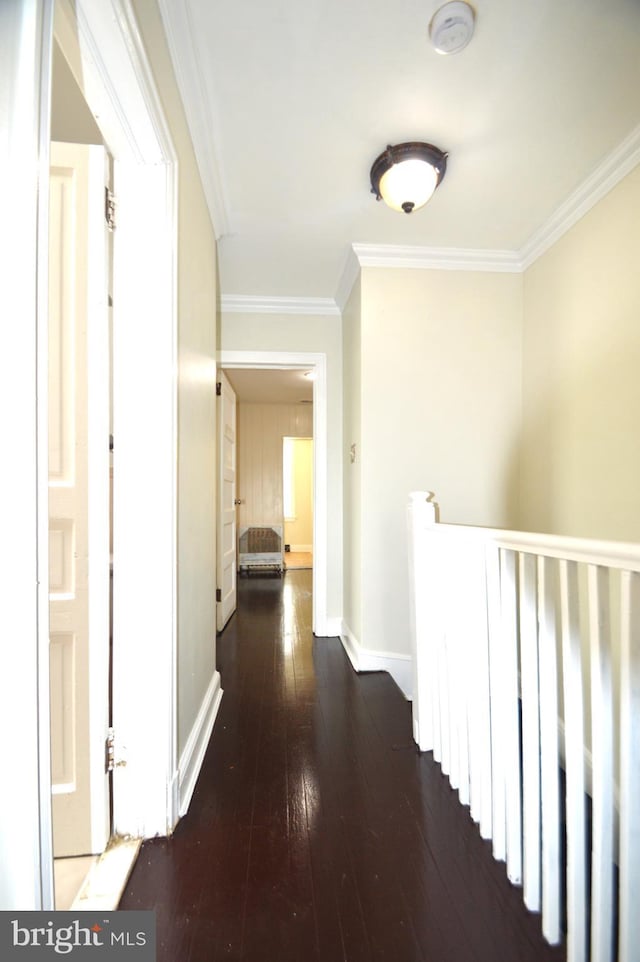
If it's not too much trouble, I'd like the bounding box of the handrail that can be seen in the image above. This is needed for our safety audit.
[409,490,640,571]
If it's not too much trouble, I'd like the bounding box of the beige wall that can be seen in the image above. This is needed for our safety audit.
[521,164,640,541]
[221,311,343,622]
[284,438,313,549]
[51,43,103,145]
[350,267,523,658]
[237,403,313,528]
[342,279,362,642]
[132,0,219,756]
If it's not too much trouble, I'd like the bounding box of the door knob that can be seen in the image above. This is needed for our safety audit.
[234,498,243,505]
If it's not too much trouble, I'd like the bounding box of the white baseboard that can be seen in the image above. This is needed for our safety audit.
[340,620,413,700]
[168,769,180,832]
[322,616,342,638]
[178,670,223,817]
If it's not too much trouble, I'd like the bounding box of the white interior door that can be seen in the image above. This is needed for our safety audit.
[217,371,237,631]
[49,142,111,857]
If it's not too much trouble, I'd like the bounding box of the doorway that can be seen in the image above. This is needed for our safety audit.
[283,437,313,571]
[48,139,112,907]
[49,39,114,906]
[219,352,329,636]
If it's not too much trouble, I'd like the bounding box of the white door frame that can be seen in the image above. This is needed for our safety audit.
[1,0,56,912]
[54,0,180,839]
[219,351,329,636]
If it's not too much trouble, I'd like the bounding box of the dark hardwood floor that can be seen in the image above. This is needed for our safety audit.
[120,570,566,962]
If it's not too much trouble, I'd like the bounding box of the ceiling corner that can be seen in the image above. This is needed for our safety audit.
[334,246,361,312]
[519,122,640,269]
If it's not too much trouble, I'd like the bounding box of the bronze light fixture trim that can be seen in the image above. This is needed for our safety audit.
[370,142,448,214]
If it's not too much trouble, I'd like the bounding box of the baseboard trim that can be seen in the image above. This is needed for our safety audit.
[322,616,342,638]
[289,543,312,553]
[168,768,180,832]
[178,670,223,817]
[340,620,413,700]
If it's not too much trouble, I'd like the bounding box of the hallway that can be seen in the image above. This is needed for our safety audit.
[120,571,565,962]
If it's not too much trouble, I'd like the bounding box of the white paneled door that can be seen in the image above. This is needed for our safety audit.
[49,142,111,858]
[217,372,238,631]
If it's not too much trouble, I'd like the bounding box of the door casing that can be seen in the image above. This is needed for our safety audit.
[53,0,180,840]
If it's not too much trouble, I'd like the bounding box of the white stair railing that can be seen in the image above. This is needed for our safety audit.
[407,492,640,962]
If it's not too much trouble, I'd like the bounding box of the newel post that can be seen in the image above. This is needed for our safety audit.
[407,491,438,750]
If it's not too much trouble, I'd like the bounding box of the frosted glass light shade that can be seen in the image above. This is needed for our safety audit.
[370,142,447,214]
[379,158,439,213]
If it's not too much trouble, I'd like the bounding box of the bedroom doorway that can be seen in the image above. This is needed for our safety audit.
[219,352,328,635]
[283,436,313,571]
[48,139,112,907]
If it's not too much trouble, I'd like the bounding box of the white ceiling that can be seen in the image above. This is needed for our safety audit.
[224,368,314,404]
[160,0,640,302]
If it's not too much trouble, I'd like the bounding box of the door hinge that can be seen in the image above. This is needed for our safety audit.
[105,727,115,773]
[216,588,222,603]
[216,381,222,396]
[105,187,116,231]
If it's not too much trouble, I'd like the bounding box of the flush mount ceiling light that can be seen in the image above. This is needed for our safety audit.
[370,142,448,214]
[429,1,476,55]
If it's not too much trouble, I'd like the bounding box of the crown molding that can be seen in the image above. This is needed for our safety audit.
[519,122,640,269]
[352,243,523,273]
[157,0,230,239]
[333,242,522,311]
[221,295,340,317]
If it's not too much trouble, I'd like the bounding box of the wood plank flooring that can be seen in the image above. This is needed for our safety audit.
[119,570,566,962]
[284,551,312,570]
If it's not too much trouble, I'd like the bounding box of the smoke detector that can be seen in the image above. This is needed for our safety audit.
[429,1,475,55]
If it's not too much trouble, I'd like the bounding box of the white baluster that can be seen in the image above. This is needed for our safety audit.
[439,596,451,777]
[538,555,562,945]
[455,539,474,809]
[519,551,541,912]
[428,532,445,763]
[588,564,614,962]
[486,541,506,862]
[501,547,522,886]
[559,559,587,962]
[429,541,444,765]
[474,540,493,840]
[446,537,462,794]
[618,570,640,962]
[407,492,437,751]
